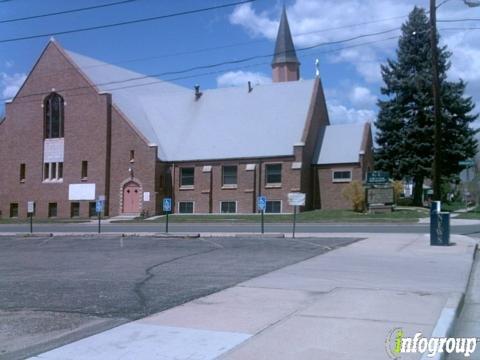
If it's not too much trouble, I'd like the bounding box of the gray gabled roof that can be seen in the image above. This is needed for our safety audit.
[315,123,367,165]
[272,7,299,66]
[66,50,316,162]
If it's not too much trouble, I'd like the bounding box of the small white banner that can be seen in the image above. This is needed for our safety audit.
[69,184,96,201]
[143,192,150,202]
[288,192,306,206]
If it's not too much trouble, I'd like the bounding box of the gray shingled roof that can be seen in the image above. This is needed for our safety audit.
[66,50,315,162]
[272,7,299,66]
[315,123,366,165]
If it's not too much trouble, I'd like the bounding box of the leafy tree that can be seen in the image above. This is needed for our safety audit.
[375,7,478,205]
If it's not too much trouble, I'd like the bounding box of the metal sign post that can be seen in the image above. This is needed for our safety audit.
[257,196,267,234]
[288,193,305,239]
[96,200,104,234]
[293,205,297,239]
[163,198,172,233]
[27,201,34,234]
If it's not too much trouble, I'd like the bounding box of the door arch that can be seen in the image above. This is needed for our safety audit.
[122,181,141,214]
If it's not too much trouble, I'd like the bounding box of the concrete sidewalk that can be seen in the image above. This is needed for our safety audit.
[31,233,478,360]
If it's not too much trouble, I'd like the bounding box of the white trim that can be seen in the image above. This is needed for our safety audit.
[219,200,237,214]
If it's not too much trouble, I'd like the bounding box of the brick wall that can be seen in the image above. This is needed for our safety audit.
[171,158,302,214]
[0,42,111,219]
[318,165,363,210]
[108,106,158,217]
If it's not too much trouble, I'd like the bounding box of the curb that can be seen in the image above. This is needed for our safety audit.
[420,242,478,360]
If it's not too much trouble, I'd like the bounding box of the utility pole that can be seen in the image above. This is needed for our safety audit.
[430,0,443,201]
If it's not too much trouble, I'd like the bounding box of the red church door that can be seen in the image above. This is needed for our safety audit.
[123,181,140,213]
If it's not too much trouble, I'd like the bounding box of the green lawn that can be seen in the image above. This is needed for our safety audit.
[116,208,428,224]
[0,218,91,224]
[456,211,480,220]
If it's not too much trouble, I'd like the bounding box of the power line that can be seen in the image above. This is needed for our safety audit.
[0,0,138,24]
[0,0,256,44]
[4,30,402,103]
[22,29,399,83]
[438,18,480,22]
[4,22,477,103]
[5,35,402,106]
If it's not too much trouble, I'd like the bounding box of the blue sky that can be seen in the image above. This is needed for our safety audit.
[1,0,479,126]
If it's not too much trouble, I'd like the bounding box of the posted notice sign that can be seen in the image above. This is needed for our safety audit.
[288,192,306,206]
[27,201,35,214]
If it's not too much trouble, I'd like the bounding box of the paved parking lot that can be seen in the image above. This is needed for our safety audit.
[0,235,359,359]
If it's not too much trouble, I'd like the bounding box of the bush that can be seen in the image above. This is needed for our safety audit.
[392,180,404,203]
[342,180,365,212]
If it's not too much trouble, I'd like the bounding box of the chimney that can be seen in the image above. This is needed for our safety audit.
[194,84,202,100]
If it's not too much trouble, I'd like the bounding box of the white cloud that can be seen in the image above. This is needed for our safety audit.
[328,104,376,125]
[229,4,278,39]
[4,60,13,69]
[229,1,480,89]
[349,86,378,108]
[229,0,480,130]
[1,72,26,99]
[216,70,271,87]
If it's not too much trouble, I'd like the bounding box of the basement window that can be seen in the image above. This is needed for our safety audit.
[179,201,194,214]
[48,203,57,218]
[266,200,281,214]
[70,202,80,218]
[88,202,96,217]
[9,203,18,218]
[220,201,237,214]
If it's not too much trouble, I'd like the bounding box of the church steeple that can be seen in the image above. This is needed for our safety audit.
[272,6,300,82]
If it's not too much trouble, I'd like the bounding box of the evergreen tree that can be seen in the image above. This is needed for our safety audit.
[375,7,478,205]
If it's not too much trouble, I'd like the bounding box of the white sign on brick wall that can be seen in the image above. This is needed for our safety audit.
[69,184,96,201]
[43,138,64,163]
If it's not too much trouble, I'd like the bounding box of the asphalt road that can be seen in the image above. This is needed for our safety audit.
[0,235,358,360]
[1,222,480,237]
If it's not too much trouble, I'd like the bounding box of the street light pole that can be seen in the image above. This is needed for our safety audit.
[430,0,443,201]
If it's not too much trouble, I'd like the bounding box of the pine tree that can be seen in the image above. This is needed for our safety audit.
[375,6,478,205]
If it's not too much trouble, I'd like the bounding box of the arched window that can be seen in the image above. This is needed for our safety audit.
[44,93,64,138]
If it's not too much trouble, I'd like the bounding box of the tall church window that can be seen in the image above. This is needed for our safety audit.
[44,93,64,138]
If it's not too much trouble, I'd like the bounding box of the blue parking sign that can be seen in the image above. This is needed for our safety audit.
[95,200,104,213]
[163,198,172,212]
[257,196,267,211]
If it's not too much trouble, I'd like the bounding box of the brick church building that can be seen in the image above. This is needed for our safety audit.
[0,8,373,219]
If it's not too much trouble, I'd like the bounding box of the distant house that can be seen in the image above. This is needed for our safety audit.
[0,8,373,219]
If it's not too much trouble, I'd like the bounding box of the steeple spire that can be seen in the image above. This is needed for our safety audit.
[272,6,300,82]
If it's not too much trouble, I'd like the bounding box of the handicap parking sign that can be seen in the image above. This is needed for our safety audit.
[96,200,104,213]
[257,196,267,211]
[163,198,172,212]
